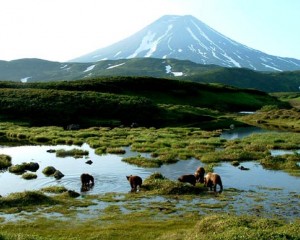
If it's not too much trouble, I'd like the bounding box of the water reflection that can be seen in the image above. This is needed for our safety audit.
[220,126,267,140]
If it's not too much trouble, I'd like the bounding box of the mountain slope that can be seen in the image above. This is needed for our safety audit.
[71,15,300,72]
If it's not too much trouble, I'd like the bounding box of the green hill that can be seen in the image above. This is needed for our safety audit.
[0,77,288,128]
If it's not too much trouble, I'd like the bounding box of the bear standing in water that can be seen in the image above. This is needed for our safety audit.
[80,173,94,191]
[204,172,223,193]
[126,175,142,192]
[194,166,205,183]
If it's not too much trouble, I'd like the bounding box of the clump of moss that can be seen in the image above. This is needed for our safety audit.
[201,149,264,163]
[42,166,56,176]
[22,172,37,180]
[61,190,80,198]
[41,186,68,194]
[8,162,39,174]
[106,147,126,154]
[0,154,12,169]
[56,148,89,158]
[260,153,300,176]
[0,191,57,209]
[95,146,107,155]
[9,164,26,174]
[122,156,163,168]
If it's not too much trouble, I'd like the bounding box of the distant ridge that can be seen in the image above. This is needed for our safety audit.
[71,15,300,72]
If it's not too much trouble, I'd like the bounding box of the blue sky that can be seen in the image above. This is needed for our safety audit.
[0,0,299,62]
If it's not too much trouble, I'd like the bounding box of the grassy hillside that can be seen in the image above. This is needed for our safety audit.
[184,67,300,92]
[0,77,288,128]
[1,58,300,92]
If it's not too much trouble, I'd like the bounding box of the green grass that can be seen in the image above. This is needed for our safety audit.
[0,122,299,174]
[122,155,163,168]
[239,108,300,132]
[0,76,287,128]
[0,212,298,240]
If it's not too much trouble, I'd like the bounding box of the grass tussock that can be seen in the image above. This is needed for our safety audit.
[122,156,163,168]
[0,154,12,169]
[260,153,300,176]
[141,173,206,195]
[41,186,68,194]
[0,191,57,209]
[55,148,89,158]
[240,107,300,132]
[21,172,37,180]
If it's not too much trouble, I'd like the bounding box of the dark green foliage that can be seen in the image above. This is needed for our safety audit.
[0,87,157,126]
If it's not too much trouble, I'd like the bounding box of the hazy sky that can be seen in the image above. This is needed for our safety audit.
[0,0,299,62]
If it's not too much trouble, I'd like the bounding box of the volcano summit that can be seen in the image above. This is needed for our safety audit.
[72,15,300,72]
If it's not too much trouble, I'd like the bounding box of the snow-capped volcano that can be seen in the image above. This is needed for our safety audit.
[71,15,300,72]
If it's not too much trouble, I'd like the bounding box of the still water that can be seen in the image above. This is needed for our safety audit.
[0,141,299,196]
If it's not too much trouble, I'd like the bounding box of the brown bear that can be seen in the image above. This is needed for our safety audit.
[126,175,142,192]
[204,172,223,193]
[194,166,205,183]
[81,173,94,187]
[178,174,197,186]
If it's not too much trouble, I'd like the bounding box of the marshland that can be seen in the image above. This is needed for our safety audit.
[0,77,299,239]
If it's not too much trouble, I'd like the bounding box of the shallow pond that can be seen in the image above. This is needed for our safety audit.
[0,142,299,197]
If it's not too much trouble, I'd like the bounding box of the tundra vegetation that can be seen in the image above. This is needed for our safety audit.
[0,77,299,239]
